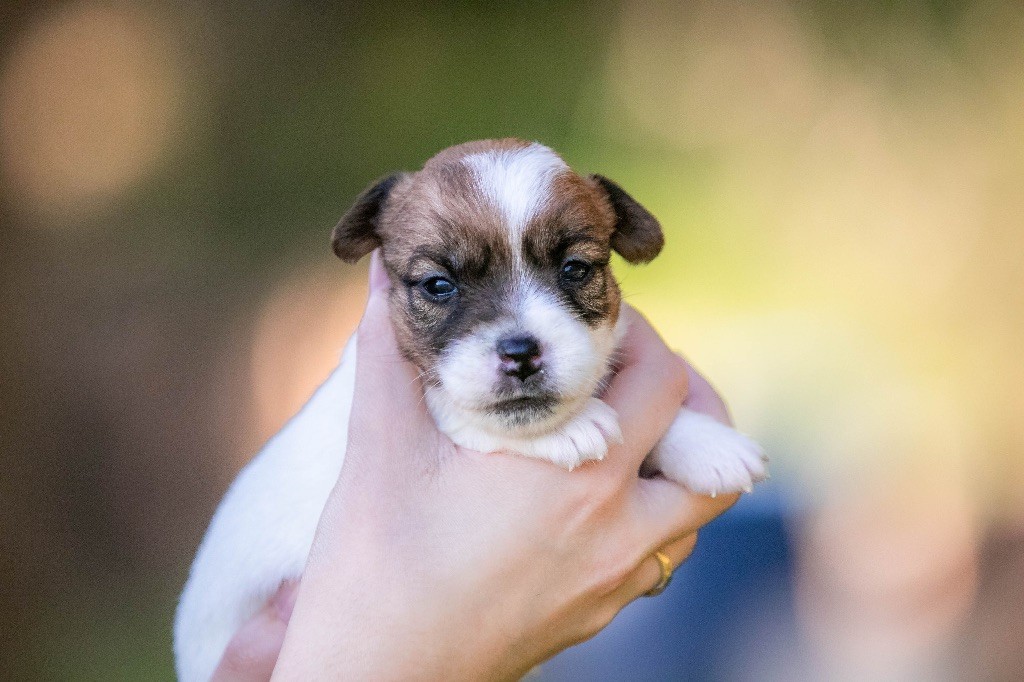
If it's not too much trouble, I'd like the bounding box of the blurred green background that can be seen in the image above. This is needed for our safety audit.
[2,0,1023,678]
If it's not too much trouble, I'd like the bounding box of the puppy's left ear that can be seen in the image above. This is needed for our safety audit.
[331,173,407,263]
[590,174,664,264]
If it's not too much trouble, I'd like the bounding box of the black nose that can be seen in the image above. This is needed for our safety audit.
[497,335,542,380]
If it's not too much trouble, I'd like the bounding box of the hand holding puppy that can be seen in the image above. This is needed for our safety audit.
[216,255,740,681]
[181,139,765,680]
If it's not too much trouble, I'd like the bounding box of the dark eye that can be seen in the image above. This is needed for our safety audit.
[560,259,592,283]
[421,276,458,300]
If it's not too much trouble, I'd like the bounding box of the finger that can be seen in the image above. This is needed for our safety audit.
[211,581,298,682]
[349,251,435,443]
[353,250,409,388]
[682,359,732,426]
[367,246,390,293]
[635,475,739,544]
[612,533,699,606]
[601,306,688,471]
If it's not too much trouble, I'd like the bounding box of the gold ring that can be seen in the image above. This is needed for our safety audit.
[643,550,674,597]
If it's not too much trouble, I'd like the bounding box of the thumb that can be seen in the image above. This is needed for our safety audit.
[347,251,437,461]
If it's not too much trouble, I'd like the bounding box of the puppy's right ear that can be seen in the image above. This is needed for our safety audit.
[331,173,407,263]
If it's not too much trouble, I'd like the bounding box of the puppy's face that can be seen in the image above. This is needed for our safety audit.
[332,139,662,438]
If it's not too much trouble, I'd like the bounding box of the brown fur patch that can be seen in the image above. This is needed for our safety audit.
[522,171,623,327]
[372,141,529,371]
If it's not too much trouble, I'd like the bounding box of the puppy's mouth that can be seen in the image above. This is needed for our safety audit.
[491,394,557,411]
[488,393,560,419]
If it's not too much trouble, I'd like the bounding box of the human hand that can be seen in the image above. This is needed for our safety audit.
[215,252,739,681]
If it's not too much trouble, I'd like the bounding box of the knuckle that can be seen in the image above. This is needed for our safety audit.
[668,354,689,399]
[708,492,741,517]
[586,602,623,637]
[683,534,699,558]
[566,611,612,649]
[668,532,699,567]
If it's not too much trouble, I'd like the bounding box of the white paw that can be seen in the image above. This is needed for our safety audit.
[446,398,622,470]
[649,409,768,497]
[529,398,622,469]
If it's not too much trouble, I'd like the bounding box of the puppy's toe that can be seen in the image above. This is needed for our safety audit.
[680,434,766,496]
[535,399,622,469]
[651,409,769,497]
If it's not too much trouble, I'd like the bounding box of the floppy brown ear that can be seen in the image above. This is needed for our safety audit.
[591,174,664,264]
[331,173,406,263]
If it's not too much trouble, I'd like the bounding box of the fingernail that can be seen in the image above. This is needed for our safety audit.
[369,250,389,293]
[270,580,299,623]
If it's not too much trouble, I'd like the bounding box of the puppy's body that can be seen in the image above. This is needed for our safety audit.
[175,140,766,681]
[175,342,356,682]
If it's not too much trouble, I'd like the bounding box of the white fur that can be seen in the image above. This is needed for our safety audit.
[173,339,357,682]
[432,285,613,428]
[463,143,567,253]
[426,276,621,469]
[432,395,623,470]
[648,410,768,497]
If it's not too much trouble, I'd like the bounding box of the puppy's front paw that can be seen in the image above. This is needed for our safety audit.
[453,398,621,470]
[533,398,622,469]
[649,409,768,497]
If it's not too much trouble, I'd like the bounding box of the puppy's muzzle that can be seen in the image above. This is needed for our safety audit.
[497,334,542,382]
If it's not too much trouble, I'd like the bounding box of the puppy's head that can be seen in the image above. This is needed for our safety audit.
[332,139,662,438]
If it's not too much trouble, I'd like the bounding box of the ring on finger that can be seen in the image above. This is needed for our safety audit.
[643,550,674,597]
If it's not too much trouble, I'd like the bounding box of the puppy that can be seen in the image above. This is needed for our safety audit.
[174,139,767,681]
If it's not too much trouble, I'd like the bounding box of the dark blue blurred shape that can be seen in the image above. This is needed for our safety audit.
[539,489,799,681]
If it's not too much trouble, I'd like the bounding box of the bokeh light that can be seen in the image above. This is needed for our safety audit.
[0,2,185,220]
[3,1,1023,677]
[247,262,366,459]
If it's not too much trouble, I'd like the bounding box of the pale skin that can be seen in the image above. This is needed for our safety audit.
[212,254,739,681]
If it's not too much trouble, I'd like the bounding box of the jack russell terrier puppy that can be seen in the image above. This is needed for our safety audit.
[174,139,767,681]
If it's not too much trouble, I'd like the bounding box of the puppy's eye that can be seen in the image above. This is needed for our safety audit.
[560,259,592,284]
[421,276,458,300]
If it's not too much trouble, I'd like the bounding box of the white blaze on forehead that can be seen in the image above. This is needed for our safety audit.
[462,143,568,241]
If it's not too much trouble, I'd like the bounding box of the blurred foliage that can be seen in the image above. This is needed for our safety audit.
[3,0,1024,678]
[132,0,613,273]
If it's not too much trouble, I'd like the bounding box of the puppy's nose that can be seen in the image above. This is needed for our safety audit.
[496,335,542,381]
